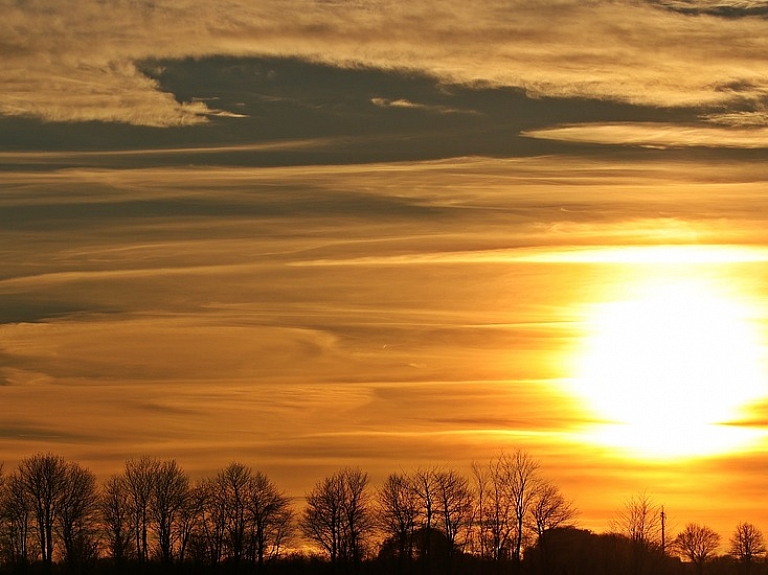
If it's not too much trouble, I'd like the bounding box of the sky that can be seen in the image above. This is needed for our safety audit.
[4,0,768,542]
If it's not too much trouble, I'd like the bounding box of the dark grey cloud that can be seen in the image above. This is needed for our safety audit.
[0,57,704,169]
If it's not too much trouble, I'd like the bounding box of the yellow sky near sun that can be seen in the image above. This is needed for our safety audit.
[3,155,768,538]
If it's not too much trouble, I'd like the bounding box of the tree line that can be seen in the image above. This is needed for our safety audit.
[0,450,763,575]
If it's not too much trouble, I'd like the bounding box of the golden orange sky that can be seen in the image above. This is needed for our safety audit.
[4,0,768,547]
[2,156,768,540]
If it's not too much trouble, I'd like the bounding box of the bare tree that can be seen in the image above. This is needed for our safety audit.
[673,523,720,575]
[124,456,158,563]
[248,470,294,570]
[100,474,136,565]
[18,453,68,567]
[527,481,574,539]
[434,468,473,557]
[175,480,204,564]
[342,467,372,567]
[507,450,540,570]
[56,461,100,567]
[472,456,516,563]
[0,471,35,567]
[194,477,228,565]
[610,493,662,546]
[412,467,441,565]
[377,472,419,566]
[527,481,575,573]
[471,449,550,575]
[302,473,345,566]
[214,462,252,563]
[150,459,189,565]
[610,493,663,575]
[730,523,765,575]
[301,467,373,570]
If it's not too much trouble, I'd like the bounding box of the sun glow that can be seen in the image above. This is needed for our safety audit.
[570,262,768,459]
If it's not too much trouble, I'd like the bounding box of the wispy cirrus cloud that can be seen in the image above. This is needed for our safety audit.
[370,97,476,115]
[524,122,768,149]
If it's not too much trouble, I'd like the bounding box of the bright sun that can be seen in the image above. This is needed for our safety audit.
[571,272,768,459]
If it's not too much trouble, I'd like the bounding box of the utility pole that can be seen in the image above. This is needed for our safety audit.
[661,505,666,554]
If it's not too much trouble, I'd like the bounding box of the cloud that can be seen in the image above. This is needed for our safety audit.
[6,0,768,126]
[648,0,768,17]
[524,122,768,149]
[704,111,768,127]
[0,138,337,164]
[370,97,475,114]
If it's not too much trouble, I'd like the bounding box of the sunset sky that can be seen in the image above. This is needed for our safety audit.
[5,0,768,541]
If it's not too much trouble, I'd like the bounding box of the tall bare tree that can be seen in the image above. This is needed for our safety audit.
[412,467,441,565]
[472,450,541,571]
[216,462,252,564]
[18,453,68,567]
[175,479,204,564]
[302,473,345,566]
[673,523,720,575]
[301,467,373,570]
[507,450,540,570]
[526,481,575,573]
[100,474,136,565]
[377,472,419,566]
[343,467,373,567]
[610,493,663,575]
[124,456,158,562]
[527,481,574,539]
[248,470,294,570]
[434,468,473,557]
[730,522,766,575]
[194,477,228,565]
[150,459,189,565]
[472,456,515,563]
[56,461,100,567]
[0,471,34,567]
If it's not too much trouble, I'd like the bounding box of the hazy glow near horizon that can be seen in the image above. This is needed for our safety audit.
[568,253,768,459]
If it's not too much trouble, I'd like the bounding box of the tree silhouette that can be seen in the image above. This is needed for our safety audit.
[190,477,227,565]
[507,450,540,572]
[377,472,419,569]
[526,481,575,574]
[301,467,373,572]
[249,470,294,570]
[472,457,515,563]
[0,448,731,575]
[472,450,542,572]
[434,467,473,561]
[56,461,100,568]
[150,459,189,565]
[214,462,252,564]
[123,456,157,563]
[729,522,766,575]
[412,466,440,571]
[0,470,34,567]
[100,474,136,566]
[610,492,664,575]
[18,453,68,569]
[673,523,720,575]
